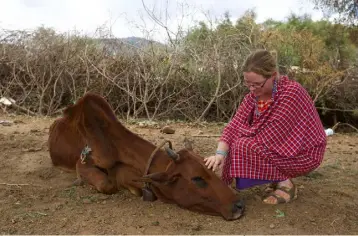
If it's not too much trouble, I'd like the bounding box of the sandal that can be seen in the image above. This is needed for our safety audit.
[263,183,278,193]
[262,180,297,204]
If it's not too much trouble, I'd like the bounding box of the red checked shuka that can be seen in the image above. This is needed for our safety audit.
[220,76,327,185]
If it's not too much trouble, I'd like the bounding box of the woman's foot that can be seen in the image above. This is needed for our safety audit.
[262,179,297,204]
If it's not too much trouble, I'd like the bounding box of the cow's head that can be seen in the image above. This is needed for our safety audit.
[140,148,245,221]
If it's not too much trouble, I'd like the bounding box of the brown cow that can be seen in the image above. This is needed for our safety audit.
[48,92,245,220]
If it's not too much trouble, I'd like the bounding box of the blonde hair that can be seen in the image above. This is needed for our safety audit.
[242,49,279,79]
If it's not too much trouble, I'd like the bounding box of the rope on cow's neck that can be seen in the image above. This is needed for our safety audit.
[141,140,174,202]
[143,140,173,176]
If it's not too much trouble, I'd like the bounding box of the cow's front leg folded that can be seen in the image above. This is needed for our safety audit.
[75,158,118,194]
[114,164,144,197]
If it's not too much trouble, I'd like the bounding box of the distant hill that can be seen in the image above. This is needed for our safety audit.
[120,36,164,47]
[96,37,166,56]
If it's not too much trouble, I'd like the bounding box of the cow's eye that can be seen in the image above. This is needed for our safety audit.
[191,176,208,188]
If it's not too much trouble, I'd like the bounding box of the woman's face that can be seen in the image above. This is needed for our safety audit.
[243,71,276,98]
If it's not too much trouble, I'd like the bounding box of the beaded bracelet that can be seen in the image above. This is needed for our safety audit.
[215,150,228,157]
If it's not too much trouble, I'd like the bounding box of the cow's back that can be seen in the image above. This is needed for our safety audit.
[48,117,85,170]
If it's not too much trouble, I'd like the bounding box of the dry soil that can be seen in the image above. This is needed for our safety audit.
[0,113,357,235]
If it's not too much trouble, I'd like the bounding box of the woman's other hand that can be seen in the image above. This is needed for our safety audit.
[204,155,225,172]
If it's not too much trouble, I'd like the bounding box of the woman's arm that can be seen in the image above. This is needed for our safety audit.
[205,95,255,171]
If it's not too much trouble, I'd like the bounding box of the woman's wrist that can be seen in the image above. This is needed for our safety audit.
[215,150,228,158]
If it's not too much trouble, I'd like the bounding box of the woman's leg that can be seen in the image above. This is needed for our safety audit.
[235,178,280,190]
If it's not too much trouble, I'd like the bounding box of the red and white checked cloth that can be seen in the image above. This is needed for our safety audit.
[220,76,327,184]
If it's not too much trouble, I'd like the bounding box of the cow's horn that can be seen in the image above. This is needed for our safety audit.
[165,147,180,161]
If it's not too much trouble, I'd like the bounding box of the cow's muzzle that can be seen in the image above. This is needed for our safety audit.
[227,200,245,220]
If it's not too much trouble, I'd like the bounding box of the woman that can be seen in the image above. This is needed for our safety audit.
[204,49,327,204]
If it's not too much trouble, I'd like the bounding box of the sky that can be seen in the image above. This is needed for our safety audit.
[0,0,324,42]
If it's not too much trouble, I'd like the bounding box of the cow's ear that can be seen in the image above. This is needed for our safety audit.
[141,172,178,185]
[144,172,169,183]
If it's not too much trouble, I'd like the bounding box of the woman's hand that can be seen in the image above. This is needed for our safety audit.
[204,155,225,172]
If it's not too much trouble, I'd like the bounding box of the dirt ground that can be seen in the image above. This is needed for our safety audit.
[0,113,357,235]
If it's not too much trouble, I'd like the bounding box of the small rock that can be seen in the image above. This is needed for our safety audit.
[161,126,175,134]
[192,224,202,231]
[269,223,275,229]
[99,195,109,200]
[151,221,160,226]
[82,199,92,204]
[53,203,63,210]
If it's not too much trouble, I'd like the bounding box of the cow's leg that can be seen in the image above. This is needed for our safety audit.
[114,164,143,197]
[75,159,117,194]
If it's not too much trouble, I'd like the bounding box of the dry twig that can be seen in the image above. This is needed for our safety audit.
[332,122,358,132]
[192,134,221,138]
[0,183,43,187]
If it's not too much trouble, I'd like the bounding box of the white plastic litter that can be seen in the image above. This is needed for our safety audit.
[0,97,16,106]
[325,128,334,136]
[0,120,13,126]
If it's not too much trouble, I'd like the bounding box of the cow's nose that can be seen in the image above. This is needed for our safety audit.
[231,199,245,219]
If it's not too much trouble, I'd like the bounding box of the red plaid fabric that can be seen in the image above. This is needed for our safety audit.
[220,76,327,184]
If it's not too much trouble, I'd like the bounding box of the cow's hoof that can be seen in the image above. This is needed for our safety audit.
[72,179,84,186]
[97,181,117,194]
